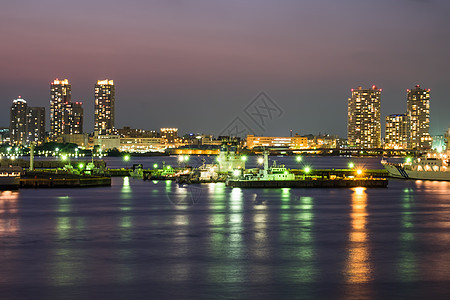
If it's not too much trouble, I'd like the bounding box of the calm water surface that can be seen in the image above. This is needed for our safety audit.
[1,157,450,299]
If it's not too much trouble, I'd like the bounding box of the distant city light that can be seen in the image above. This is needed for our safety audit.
[257,157,264,164]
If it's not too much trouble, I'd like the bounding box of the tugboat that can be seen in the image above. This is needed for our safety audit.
[382,151,450,181]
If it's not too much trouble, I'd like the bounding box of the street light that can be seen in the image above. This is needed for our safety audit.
[296,156,302,162]
[348,162,355,169]
[304,167,311,174]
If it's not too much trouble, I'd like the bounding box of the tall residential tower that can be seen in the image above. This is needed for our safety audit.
[407,85,431,150]
[94,79,115,135]
[10,97,28,145]
[385,114,408,149]
[50,79,71,140]
[347,86,382,149]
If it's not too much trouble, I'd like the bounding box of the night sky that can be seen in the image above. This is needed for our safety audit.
[1,0,449,137]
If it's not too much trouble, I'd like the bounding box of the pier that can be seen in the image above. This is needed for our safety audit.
[226,178,388,188]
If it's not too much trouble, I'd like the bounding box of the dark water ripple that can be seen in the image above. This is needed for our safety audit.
[1,160,450,299]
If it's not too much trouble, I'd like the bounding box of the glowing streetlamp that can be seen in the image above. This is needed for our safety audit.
[257,157,264,164]
[348,162,355,169]
[241,156,247,161]
[296,156,302,162]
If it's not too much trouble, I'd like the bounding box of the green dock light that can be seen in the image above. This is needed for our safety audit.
[166,165,172,170]
[184,155,190,162]
[241,156,248,161]
[304,167,311,174]
[78,163,84,169]
[348,162,355,169]
[61,154,68,161]
[233,169,241,177]
[296,156,302,162]
[153,163,158,169]
[405,157,412,163]
[123,155,130,162]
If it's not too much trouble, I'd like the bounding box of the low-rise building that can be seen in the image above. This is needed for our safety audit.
[94,134,121,150]
[246,134,308,149]
[120,137,163,153]
[57,133,89,149]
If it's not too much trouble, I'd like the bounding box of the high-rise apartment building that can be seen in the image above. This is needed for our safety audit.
[407,85,431,150]
[385,114,408,149]
[10,97,28,145]
[347,86,382,148]
[94,79,115,135]
[10,97,46,145]
[64,101,83,134]
[50,78,71,140]
[26,106,46,145]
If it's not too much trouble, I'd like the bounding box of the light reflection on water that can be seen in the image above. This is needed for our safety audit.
[346,187,372,284]
[0,177,449,298]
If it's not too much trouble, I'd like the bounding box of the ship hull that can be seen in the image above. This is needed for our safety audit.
[0,176,20,189]
[383,164,450,181]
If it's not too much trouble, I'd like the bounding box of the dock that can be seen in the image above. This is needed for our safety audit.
[226,178,388,188]
[20,171,111,188]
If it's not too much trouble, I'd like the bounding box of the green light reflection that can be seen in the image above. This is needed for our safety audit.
[397,188,417,282]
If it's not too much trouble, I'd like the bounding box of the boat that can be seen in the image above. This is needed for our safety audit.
[130,164,144,178]
[0,166,22,189]
[226,150,296,185]
[381,151,450,181]
[227,151,387,188]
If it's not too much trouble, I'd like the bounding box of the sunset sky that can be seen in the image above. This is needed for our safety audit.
[1,0,449,137]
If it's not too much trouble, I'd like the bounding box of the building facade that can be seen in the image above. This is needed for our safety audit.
[348,86,382,148]
[10,97,46,146]
[26,106,46,145]
[64,101,83,134]
[384,114,408,149]
[50,79,71,140]
[246,134,308,149]
[94,79,115,135]
[10,97,28,145]
[160,128,179,144]
[407,85,431,150]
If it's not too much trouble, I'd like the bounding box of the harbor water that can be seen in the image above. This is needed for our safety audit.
[1,157,450,299]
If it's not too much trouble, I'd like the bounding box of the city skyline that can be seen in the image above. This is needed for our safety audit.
[1,0,449,136]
